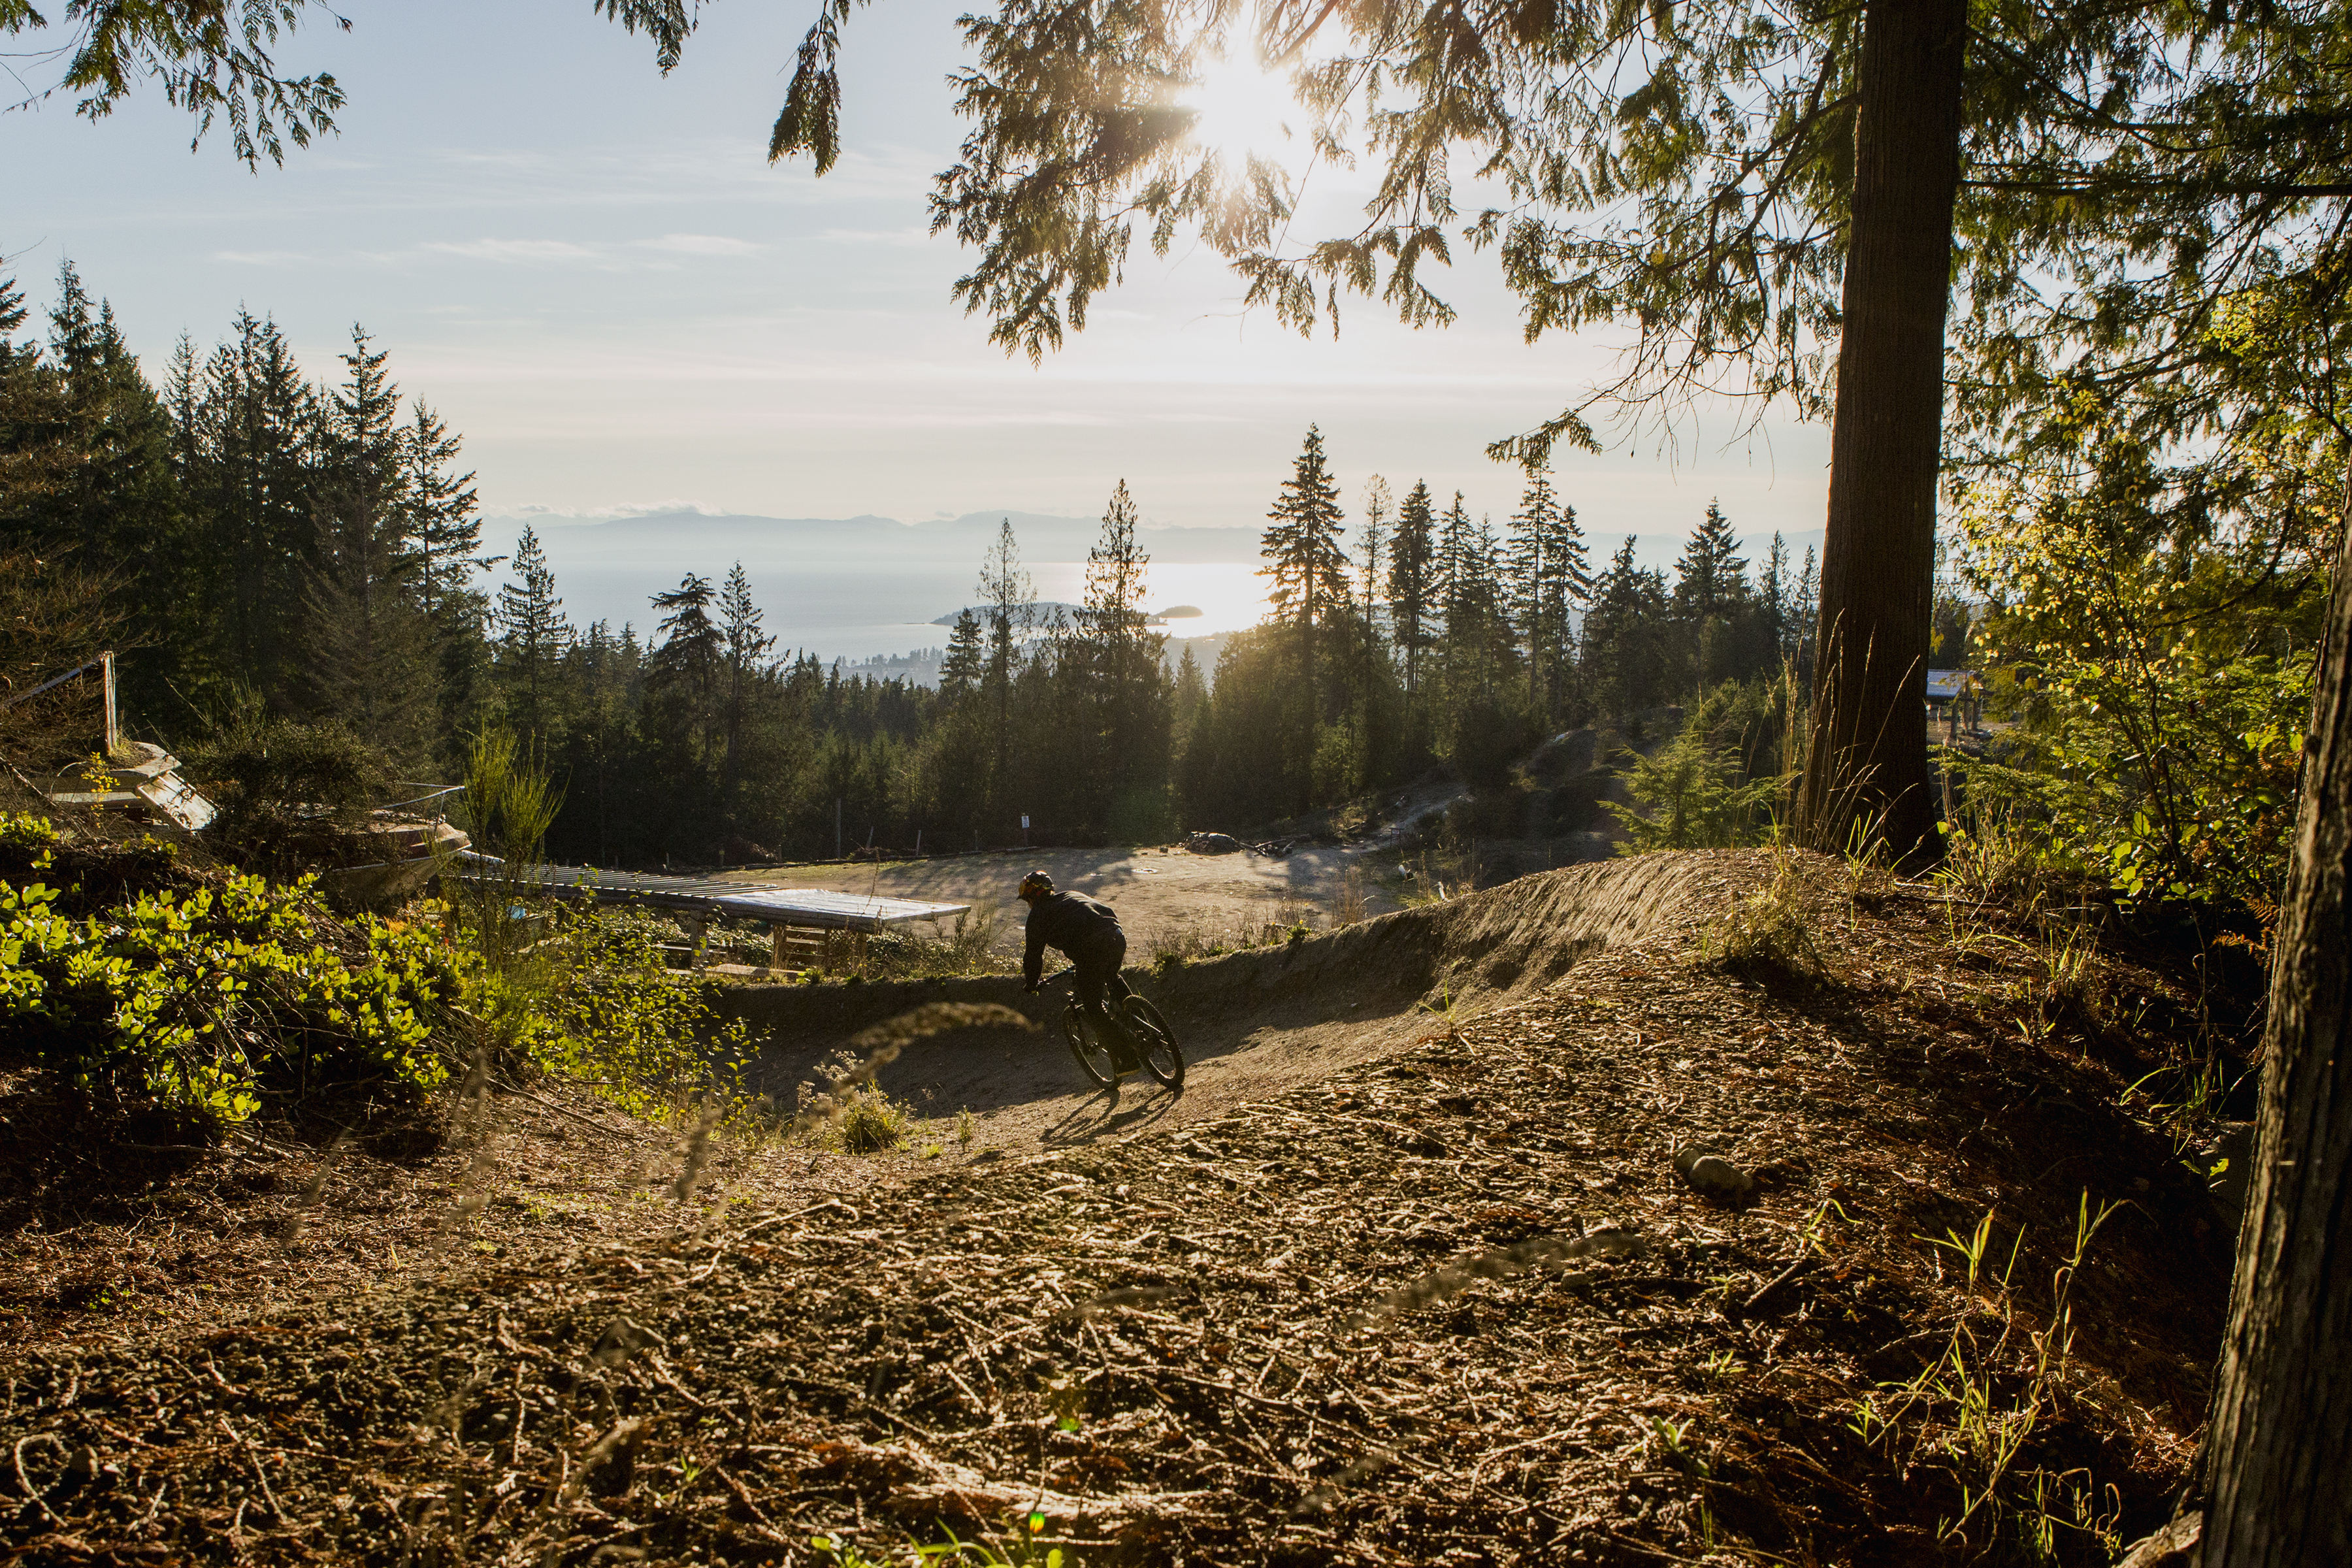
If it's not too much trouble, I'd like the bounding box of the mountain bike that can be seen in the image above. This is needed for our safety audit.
[1042,968,1184,1090]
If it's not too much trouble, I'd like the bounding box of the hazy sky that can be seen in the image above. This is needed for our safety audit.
[7,0,1830,541]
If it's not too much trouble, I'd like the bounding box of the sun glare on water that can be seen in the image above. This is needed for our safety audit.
[1183,52,1298,165]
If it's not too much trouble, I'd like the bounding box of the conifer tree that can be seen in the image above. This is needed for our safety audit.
[403,403,485,622]
[976,519,1032,825]
[1674,500,1752,689]
[1081,479,1166,800]
[1259,425,1349,725]
[1386,480,1438,704]
[164,333,200,476]
[26,263,184,710]
[649,572,723,799]
[1436,491,1482,646]
[1582,537,1673,721]
[1171,643,1207,743]
[496,525,570,739]
[719,561,776,805]
[400,402,489,757]
[1507,466,1588,721]
[1759,533,1792,667]
[197,310,321,700]
[1674,502,1747,623]
[1356,476,1390,621]
[304,324,435,764]
[939,608,985,702]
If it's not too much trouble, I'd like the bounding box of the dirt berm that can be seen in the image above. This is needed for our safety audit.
[721,853,1741,1147]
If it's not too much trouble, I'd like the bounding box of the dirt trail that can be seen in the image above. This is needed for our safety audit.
[713,841,1398,957]
[723,852,1742,1151]
[1,848,2234,1567]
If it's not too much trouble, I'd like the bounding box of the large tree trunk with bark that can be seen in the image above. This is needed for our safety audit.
[1797,0,1966,859]
[2198,501,2352,1563]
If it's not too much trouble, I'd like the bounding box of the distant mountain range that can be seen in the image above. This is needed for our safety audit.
[491,509,1262,566]
[926,602,1204,627]
[478,504,1825,664]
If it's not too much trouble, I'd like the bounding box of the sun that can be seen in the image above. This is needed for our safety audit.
[1182,52,1298,166]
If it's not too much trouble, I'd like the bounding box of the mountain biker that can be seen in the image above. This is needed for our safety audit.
[1019,870,1137,1064]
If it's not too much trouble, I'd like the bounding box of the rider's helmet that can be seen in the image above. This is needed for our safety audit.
[1019,870,1054,900]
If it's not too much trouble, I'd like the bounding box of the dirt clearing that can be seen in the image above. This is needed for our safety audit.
[715,843,1399,960]
[1,850,2233,1565]
[721,851,1735,1155]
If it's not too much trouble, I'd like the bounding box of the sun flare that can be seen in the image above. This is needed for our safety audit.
[1183,54,1298,165]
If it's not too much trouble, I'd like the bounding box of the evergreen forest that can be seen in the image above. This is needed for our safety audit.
[4,263,1870,872]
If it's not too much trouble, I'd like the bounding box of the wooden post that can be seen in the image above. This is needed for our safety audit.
[100,651,118,757]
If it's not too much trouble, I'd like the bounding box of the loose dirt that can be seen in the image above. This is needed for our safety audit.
[1,851,2238,1565]
[712,842,1401,960]
[721,850,1735,1155]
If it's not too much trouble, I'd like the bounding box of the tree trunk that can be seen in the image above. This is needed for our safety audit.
[2198,494,2352,1564]
[1796,0,1965,860]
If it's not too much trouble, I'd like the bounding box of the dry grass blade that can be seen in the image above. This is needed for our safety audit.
[1052,1285,1185,1324]
[788,1003,1038,1150]
[1348,1228,1646,1326]
[847,1002,1036,1055]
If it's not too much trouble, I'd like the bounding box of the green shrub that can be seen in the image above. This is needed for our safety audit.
[1606,725,1776,853]
[832,1086,914,1153]
[0,864,457,1124]
[1958,459,2325,909]
[1699,853,1829,984]
[0,814,61,853]
[509,903,754,1120]
[180,694,393,875]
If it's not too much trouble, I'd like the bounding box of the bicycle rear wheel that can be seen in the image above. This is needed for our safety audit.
[1060,1003,1120,1088]
[1123,996,1184,1089]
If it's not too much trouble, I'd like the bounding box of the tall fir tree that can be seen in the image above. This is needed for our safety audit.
[25,263,185,717]
[976,518,1032,828]
[304,324,435,765]
[718,561,776,810]
[1260,424,1348,718]
[1673,500,1754,690]
[197,310,321,704]
[1673,500,1747,622]
[1080,480,1168,804]
[939,608,985,702]
[1582,537,1673,721]
[403,403,485,621]
[1506,466,1588,722]
[495,525,570,740]
[1386,480,1438,705]
[402,402,489,760]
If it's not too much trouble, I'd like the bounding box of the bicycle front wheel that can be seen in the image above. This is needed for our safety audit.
[1124,996,1184,1089]
[1061,1004,1119,1088]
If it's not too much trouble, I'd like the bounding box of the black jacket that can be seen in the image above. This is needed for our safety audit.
[1024,890,1124,987]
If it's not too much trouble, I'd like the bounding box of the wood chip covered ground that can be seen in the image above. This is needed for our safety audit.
[1,851,2239,1564]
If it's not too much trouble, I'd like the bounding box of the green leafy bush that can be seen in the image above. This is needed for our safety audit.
[2,802,754,1139]
[1,856,457,1124]
[508,904,754,1120]
[180,693,394,875]
[1607,728,1776,852]
[1958,466,2325,909]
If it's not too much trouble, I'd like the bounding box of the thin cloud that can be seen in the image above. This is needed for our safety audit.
[213,250,310,265]
[637,233,762,255]
[505,499,725,520]
[423,238,604,264]
[815,226,934,248]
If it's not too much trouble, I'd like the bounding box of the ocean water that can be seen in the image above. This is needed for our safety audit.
[489,511,1276,664]
[485,509,1823,668]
